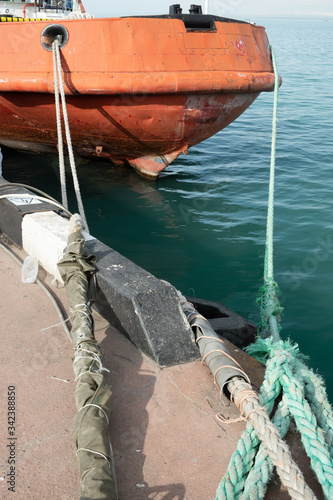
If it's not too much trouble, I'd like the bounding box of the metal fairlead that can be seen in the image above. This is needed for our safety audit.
[41,24,69,51]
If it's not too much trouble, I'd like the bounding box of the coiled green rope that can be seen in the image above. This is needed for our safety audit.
[215,47,333,500]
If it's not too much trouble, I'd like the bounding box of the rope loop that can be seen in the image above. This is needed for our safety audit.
[76,448,111,469]
[78,403,110,425]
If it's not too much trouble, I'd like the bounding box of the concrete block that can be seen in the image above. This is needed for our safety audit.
[22,211,93,284]
[22,212,70,283]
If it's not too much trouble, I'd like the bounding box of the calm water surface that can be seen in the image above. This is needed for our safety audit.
[3,20,333,399]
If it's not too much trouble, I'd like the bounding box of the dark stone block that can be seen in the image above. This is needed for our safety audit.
[86,239,200,367]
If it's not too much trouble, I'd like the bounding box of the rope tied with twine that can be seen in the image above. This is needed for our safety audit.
[214,47,333,500]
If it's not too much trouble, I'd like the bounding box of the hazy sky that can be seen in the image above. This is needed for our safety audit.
[83,0,333,19]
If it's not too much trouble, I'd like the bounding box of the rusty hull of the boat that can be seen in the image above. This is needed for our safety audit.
[0,16,275,176]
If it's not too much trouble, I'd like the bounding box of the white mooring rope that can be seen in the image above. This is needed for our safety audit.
[52,39,67,209]
[52,38,89,233]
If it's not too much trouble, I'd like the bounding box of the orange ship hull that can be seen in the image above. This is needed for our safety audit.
[0,15,275,176]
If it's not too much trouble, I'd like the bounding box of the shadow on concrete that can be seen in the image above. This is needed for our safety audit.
[100,324,186,500]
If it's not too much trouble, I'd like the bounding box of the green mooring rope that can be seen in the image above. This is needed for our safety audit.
[262,44,281,343]
[215,47,333,500]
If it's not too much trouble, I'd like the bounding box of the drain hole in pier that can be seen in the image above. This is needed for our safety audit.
[41,24,69,51]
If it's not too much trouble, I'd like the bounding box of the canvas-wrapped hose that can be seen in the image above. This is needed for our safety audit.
[58,219,118,500]
[178,293,249,396]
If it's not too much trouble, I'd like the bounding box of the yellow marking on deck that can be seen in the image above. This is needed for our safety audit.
[0,17,47,22]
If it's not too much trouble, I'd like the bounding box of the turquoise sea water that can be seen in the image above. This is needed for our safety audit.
[3,20,333,399]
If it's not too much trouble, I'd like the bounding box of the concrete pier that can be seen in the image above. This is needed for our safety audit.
[0,240,324,499]
[0,179,325,499]
[0,179,255,367]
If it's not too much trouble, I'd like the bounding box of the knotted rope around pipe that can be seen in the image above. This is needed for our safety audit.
[52,38,89,233]
[212,353,318,500]
[215,47,333,500]
[216,339,333,500]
